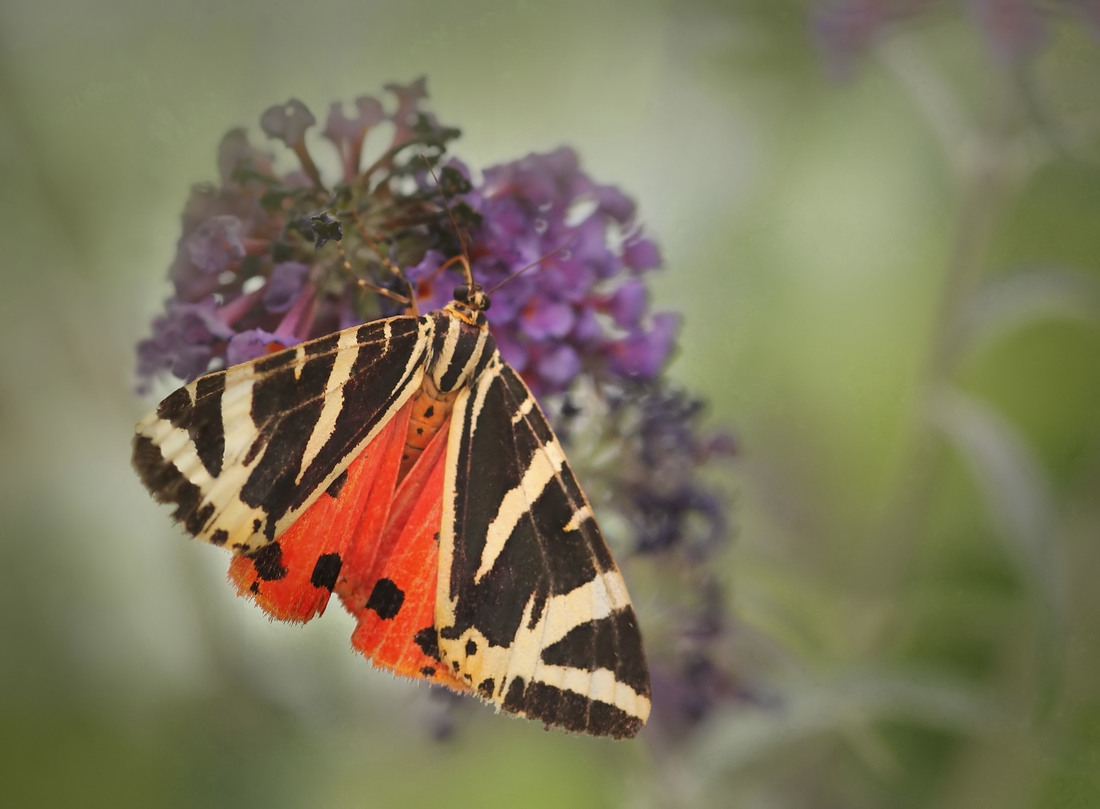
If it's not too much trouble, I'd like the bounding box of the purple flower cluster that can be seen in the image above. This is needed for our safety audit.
[615,384,736,559]
[137,80,676,401]
[137,79,463,393]
[405,149,676,397]
[610,384,744,733]
[811,0,1100,77]
[647,578,747,738]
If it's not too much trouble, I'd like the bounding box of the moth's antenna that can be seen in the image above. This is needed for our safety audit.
[421,155,475,287]
[420,155,570,296]
[323,209,417,315]
[484,239,573,296]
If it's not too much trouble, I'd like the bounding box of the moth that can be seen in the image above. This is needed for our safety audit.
[133,257,651,738]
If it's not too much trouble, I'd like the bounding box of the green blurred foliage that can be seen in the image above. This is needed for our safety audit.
[1,1,1098,807]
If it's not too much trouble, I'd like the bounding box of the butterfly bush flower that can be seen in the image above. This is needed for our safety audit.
[136,78,743,738]
[598,382,744,735]
[138,83,676,401]
[402,148,677,398]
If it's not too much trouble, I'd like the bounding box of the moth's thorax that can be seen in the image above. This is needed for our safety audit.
[399,308,496,480]
[424,307,496,394]
[441,299,488,328]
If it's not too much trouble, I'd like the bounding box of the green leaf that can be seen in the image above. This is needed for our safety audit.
[956,267,1100,356]
[929,387,1065,714]
[689,670,1002,781]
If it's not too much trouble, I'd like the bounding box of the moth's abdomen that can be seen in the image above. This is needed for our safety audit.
[399,310,497,478]
[399,378,457,480]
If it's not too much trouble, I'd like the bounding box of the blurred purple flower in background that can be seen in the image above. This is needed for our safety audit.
[811,0,1099,77]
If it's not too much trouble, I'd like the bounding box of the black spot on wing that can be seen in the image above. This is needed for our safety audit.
[504,676,526,707]
[414,627,441,661]
[365,577,404,620]
[182,502,216,539]
[502,679,643,739]
[249,542,288,581]
[310,552,342,591]
[210,529,228,546]
[539,610,650,697]
[477,677,495,698]
[325,470,348,499]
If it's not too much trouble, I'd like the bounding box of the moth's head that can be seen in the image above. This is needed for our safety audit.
[450,283,491,325]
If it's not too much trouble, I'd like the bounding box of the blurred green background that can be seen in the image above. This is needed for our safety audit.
[2,1,1099,807]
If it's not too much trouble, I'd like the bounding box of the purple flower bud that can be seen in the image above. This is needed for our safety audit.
[260,98,316,147]
[493,330,529,374]
[571,308,604,343]
[536,343,582,390]
[263,262,310,313]
[323,95,386,180]
[323,95,385,143]
[623,234,661,271]
[385,76,428,145]
[185,215,246,273]
[521,299,575,340]
[592,184,636,223]
[226,329,299,366]
[405,250,452,313]
[609,312,681,379]
[457,146,677,394]
[216,128,275,187]
[603,279,648,328]
[809,0,1075,78]
[136,299,234,387]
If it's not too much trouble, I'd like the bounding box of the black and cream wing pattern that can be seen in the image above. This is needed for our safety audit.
[134,292,651,738]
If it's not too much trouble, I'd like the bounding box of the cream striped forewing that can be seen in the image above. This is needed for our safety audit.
[434,354,652,739]
[133,315,432,552]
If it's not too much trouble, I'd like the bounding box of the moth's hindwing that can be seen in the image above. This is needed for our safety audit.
[435,356,652,738]
[227,393,413,623]
[338,396,474,691]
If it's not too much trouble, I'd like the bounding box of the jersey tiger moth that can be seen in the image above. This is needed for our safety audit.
[132,256,652,738]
